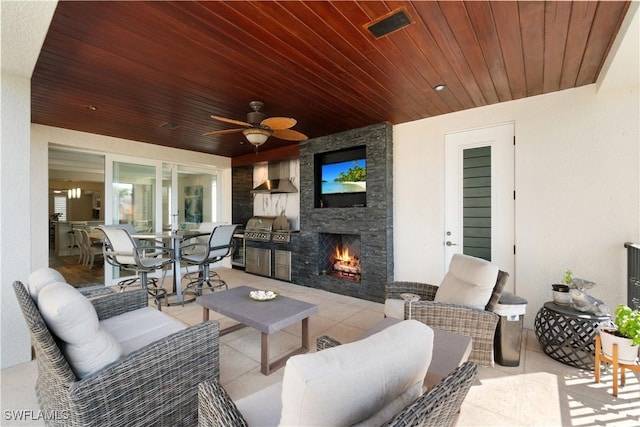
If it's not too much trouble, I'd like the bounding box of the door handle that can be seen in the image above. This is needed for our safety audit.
[445,241,457,246]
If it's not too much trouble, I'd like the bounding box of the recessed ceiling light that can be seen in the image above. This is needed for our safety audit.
[434,85,446,92]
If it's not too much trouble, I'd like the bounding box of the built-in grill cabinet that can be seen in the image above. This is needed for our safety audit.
[244,215,295,281]
[245,247,271,277]
[274,249,292,281]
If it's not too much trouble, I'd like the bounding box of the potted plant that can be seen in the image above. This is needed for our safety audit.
[600,304,640,363]
[551,269,572,305]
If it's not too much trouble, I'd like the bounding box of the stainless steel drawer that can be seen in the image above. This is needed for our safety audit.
[274,249,291,281]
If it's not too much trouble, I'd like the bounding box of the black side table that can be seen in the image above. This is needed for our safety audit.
[534,301,610,369]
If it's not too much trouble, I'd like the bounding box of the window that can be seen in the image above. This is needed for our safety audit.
[54,196,67,221]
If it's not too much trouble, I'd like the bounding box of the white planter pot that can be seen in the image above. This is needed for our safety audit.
[600,330,640,364]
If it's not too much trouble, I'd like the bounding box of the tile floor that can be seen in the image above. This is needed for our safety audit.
[2,268,639,426]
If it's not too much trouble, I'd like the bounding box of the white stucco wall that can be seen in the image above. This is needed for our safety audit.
[1,0,58,369]
[393,8,639,329]
[1,73,34,367]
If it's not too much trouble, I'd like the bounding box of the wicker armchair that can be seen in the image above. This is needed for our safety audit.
[385,270,509,367]
[198,334,478,427]
[317,334,478,427]
[382,361,478,427]
[13,281,220,427]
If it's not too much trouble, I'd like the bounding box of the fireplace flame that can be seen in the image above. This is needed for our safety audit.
[335,246,359,264]
[333,245,360,276]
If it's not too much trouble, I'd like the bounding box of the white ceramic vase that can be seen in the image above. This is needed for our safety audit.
[600,329,640,364]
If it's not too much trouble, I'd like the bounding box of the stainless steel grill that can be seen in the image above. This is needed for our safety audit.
[272,231,291,243]
[244,216,290,242]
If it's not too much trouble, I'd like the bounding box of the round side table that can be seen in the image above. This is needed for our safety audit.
[534,301,610,369]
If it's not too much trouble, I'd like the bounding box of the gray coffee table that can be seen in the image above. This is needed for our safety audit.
[197,286,318,375]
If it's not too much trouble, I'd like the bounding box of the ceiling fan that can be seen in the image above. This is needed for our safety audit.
[204,101,308,149]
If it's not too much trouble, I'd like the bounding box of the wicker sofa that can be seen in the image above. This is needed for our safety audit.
[13,275,220,427]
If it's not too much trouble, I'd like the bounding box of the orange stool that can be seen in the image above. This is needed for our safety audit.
[594,334,640,397]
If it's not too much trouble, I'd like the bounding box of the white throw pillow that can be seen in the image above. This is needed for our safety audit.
[37,282,123,378]
[62,329,123,378]
[434,253,499,309]
[27,268,66,303]
[279,320,433,426]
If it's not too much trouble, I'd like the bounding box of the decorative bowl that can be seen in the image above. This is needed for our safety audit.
[249,290,278,301]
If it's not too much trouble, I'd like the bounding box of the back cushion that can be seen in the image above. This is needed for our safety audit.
[38,282,123,378]
[27,268,66,303]
[434,254,499,310]
[280,320,434,426]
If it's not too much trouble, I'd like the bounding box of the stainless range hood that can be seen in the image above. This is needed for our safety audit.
[251,162,298,194]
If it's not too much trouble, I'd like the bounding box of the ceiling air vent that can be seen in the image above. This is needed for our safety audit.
[365,7,413,39]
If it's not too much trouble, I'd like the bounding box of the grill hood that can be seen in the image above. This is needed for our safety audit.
[251,162,298,194]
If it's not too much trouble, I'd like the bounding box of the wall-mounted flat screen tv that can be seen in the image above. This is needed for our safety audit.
[315,146,367,208]
[321,159,366,195]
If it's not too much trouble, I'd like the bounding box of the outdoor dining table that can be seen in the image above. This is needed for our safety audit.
[131,230,204,305]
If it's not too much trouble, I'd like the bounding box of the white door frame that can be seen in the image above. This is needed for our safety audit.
[444,122,515,291]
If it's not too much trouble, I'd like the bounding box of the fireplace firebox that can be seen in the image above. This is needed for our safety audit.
[318,233,361,282]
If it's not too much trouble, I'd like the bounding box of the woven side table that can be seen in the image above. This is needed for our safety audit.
[534,302,610,369]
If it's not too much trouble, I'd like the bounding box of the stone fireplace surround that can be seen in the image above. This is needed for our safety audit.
[292,122,393,303]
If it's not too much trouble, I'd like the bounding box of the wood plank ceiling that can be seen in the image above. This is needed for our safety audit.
[32,1,631,160]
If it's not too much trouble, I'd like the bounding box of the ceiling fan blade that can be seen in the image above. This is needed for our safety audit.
[211,115,252,127]
[203,128,245,136]
[272,128,308,141]
[261,116,296,130]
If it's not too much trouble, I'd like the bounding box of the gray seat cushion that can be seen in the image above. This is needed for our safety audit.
[100,307,186,354]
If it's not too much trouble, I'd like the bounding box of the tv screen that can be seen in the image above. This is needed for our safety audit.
[321,159,366,195]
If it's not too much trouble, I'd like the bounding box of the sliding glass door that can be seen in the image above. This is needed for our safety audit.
[176,166,218,229]
[104,157,221,284]
[104,158,162,284]
[111,161,157,231]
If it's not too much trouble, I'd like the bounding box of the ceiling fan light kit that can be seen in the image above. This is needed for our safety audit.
[242,128,272,147]
[205,101,308,150]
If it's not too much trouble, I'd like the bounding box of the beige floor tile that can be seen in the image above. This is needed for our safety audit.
[315,300,363,322]
[0,361,42,427]
[224,328,302,363]
[219,344,260,384]
[465,371,527,421]
[319,321,368,344]
[281,313,338,339]
[223,366,284,401]
[341,308,385,330]
[457,400,521,426]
